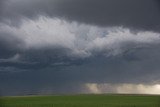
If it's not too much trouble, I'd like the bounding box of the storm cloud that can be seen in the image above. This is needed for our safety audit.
[0,0,160,95]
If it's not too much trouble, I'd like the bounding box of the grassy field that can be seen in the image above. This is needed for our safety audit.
[0,94,160,107]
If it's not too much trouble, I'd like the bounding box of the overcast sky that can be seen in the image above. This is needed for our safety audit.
[0,0,160,96]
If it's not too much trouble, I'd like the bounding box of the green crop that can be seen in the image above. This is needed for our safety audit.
[0,94,160,107]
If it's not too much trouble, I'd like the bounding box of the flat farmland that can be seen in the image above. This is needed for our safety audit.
[0,94,160,107]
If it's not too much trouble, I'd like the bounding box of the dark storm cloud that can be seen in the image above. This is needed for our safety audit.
[54,44,160,85]
[1,0,160,31]
[0,0,6,12]
[1,44,160,95]
[0,32,24,58]
[1,20,160,95]
[1,0,160,95]
[0,45,84,72]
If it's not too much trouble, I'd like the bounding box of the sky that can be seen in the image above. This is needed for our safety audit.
[0,0,160,96]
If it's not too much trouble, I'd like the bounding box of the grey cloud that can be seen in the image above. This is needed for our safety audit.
[0,32,24,58]
[0,0,6,13]
[66,46,160,84]
[1,17,160,58]
[0,47,84,71]
[1,44,160,95]
[0,18,160,75]
[1,0,160,31]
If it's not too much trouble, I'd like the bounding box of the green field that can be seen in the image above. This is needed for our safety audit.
[0,94,160,107]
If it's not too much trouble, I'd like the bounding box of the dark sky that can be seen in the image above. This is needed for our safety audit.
[1,0,160,31]
[0,0,160,95]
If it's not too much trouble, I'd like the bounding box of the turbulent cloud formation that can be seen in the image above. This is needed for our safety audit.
[0,0,160,95]
[1,16,160,58]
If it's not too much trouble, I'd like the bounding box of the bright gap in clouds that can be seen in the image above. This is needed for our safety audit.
[85,83,160,95]
[0,16,160,58]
